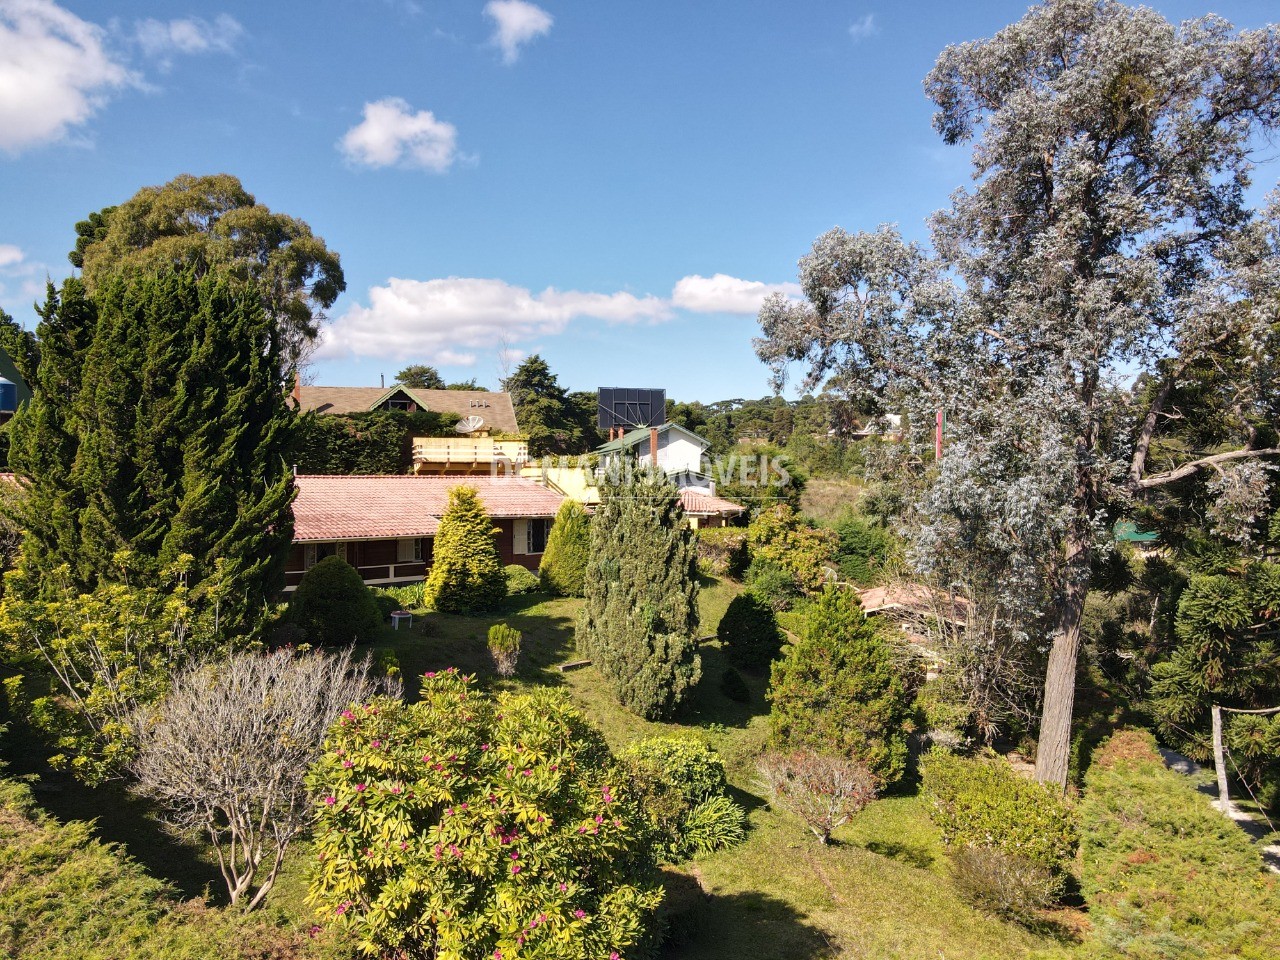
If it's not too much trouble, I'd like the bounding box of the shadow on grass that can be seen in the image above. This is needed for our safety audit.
[862,838,935,869]
[674,643,771,732]
[659,869,836,959]
[0,718,222,903]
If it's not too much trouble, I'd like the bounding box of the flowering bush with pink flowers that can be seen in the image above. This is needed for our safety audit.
[306,669,662,959]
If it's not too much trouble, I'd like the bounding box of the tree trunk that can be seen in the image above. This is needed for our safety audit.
[1034,536,1090,789]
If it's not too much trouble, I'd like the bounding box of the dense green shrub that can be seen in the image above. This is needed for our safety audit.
[743,558,803,611]
[289,554,382,645]
[920,749,1077,883]
[617,737,745,861]
[503,563,541,595]
[746,505,836,593]
[487,623,522,676]
[424,486,506,613]
[716,592,784,672]
[1076,729,1280,960]
[577,475,701,719]
[372,589,399,621]
[381,580,425,609]
[767,586,911,785]
[831,513,896,585]
[308,671,662,959]
[0,773,316,959]
[696,528,749,579]
[539,500,590,596]
[719,667,750,703]
[293,408,459,475]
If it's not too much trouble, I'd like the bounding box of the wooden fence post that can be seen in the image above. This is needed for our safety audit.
[1212,704,1231,813]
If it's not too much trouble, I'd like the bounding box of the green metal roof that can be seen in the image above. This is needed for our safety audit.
[595,422,710,454]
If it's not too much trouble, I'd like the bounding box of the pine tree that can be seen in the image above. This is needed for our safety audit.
[503,354,592,456]
[539,499,590,597]
[767,586,910,786]
[577,474,701,719]
[8,268,296,634]
[424,486,506,613]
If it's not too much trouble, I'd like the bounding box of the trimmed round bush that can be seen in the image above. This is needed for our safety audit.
[716,592,784,672]
[289,555,381,645]
[503,563,540,595]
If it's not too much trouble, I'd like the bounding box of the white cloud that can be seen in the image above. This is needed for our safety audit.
[848,13,878,42]
[320,276,671,361]
[484,0,552,64]
[339,97,460,171]
[671,273,802,314]
[134,14,243,59]
[0,244,23,268]
[0,0,134,153]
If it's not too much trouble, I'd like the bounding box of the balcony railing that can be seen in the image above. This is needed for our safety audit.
[412,437,530,470]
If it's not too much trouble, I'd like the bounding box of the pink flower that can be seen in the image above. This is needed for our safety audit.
[371,740,381,748]
[324,796,336,806]
[340,710,354,720]
[493,951,502,959]
[573,909,585,919]
[425,671,436,678]
[558,883,567,892]
[511,864,521,874]
[342,760,353,768]
[611,953,620,959]
[355,783,367,792]
[522,769,533,777]
[510,850,519,859]
[481,743,491,751]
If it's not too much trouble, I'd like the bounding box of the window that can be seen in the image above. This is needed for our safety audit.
[397,537,423,563]
[305,542,346,569]
[526,518,550,554]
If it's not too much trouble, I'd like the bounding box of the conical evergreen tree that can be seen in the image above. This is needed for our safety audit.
[7,268,295,634]
[767,586,910,786]
[6,279,97,588]
[539,499,590,597]
[425,486,506,613]
[577,473,701,719]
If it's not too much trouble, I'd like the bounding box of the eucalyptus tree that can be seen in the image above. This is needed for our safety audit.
[72,173,344,374]
[757,0,1280,786]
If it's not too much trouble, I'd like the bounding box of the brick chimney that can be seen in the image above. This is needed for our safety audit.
[649,427,659,464]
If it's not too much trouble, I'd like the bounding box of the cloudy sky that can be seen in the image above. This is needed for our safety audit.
[1,0,1277,401]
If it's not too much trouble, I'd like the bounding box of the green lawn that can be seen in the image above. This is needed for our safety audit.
[6,574,1066,959]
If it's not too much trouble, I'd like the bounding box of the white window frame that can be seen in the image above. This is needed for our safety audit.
[397,537,423,563]
[526,518,550,554]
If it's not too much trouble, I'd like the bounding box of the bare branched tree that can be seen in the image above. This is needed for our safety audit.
[757,750,877,845]
[130,646,399,909]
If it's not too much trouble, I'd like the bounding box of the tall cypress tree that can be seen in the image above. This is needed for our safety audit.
[8,267,295,634]
[6,280,96,587]
[577,473,701,719]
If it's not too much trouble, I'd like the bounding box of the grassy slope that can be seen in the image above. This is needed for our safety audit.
[7,574,1056,959]
[291,577,1052,959]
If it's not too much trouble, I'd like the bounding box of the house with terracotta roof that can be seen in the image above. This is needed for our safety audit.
[286,474,563,590]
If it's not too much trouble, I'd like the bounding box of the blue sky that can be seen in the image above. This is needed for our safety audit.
[1,1,1277,402]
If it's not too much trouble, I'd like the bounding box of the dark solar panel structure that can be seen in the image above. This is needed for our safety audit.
[597,388,666,431]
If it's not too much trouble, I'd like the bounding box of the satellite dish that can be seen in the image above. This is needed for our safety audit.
[455,415,486,434]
